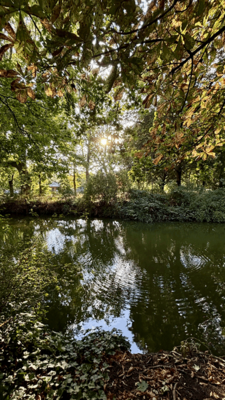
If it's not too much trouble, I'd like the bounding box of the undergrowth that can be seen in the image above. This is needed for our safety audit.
[0,306,130,400]
[117,188,225,223]
[1,187,225,223]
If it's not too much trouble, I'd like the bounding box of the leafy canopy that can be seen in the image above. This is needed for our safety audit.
[0,0,225,160]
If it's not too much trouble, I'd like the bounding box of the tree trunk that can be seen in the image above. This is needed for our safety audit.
[1,160,31,195]
[20,169,31,195]
[176,164,182,186]
[160,171,167,192]
[18,160,31,195]
[86,139,90,183]
[39,174,42,196]
[73,167,76,196]
[8,174,14,196]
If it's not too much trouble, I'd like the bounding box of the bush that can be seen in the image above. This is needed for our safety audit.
[117,187,225,223]
[168,187,195,207]
[189,188,225,222]
[0,307,130,400]
[84,171,118,203]
[116,171,131,196]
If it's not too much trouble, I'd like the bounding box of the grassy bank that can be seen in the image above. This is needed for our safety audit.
[1,187,225,223]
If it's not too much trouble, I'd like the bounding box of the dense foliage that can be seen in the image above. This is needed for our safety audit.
[0,0,224,159]
[0,1,225,196]
[0,309,129,400]
[120,187,225,223]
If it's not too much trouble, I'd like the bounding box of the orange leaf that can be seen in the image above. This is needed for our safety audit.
[153,154,163,165]
[27,64,37,78]
[0,69,18,78]
[41,18,53,33]
[4,22,16,40]
[16,89,27,103]
[0,33,14,43]
[88,100,95,110]
[0,44,13,61]
[57,89,64,97]
[27,87,35,100]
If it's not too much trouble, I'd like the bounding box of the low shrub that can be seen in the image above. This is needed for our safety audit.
[1,187,225,223]
[117,187,225,223]
[0,307,130,400]
[84,172,118,204]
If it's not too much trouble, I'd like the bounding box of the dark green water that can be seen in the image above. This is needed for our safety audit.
[2,218,225,354]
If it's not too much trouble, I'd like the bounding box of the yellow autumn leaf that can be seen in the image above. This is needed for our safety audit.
[153,154,163,165]
[27,64,37,78]
[45,86,53,97]
[186,119,192,127]
[192,149,198,157]
[57,89,64,97]
[206,145,215,153]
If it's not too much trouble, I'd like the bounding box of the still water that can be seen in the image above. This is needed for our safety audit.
[3,218,225,354]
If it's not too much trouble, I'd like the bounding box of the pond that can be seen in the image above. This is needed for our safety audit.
[1,217,225,354]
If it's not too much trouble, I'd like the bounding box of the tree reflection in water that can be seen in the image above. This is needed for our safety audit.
[1,218,225,354]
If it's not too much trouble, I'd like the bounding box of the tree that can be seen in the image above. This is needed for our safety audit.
[124,110,171,190]
[0,165,20,196]
[0,77,73,193]
[0,0,224,166]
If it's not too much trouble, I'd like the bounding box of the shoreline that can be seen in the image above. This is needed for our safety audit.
[1,195,225,223]
[1,316,225,400]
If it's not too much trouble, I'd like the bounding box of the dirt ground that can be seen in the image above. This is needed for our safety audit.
[104,348,225,400]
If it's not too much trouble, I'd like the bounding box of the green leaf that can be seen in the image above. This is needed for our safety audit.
[196,0,205,16]
[174,38,182,60]
[161,43,171,62]
[184,34,195,51]
[136,380,148,392]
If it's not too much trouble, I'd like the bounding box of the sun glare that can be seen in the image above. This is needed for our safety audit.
[100,138,107,146]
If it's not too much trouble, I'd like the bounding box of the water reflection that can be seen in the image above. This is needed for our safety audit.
[1,218,225,354]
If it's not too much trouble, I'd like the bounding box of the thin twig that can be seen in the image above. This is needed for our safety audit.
[171,25,225,74]
[173,382,178,400]
[109,0,179,36]
[29,14,45,43]
[0,317,11,328]
[179,56,194,114]
[146,363,173,369]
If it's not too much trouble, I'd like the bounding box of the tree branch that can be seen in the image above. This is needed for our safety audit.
[107,0,179,36]
[179,56,194,114]
[92,38,164,59]
[171,25,225,74]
